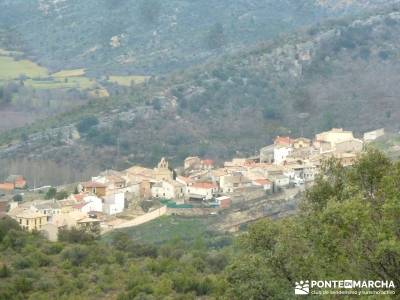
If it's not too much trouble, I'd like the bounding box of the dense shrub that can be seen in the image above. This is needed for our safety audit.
[77,116,99,134]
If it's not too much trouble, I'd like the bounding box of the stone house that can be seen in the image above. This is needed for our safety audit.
[81,181,107,197]
[14,210,47,231]
[151,180,186,203]
[260,144,274,163]
[220,173,251,194]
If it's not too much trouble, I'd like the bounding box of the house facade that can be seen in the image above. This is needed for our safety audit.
[187,182,218,200]
[81,181,107,197]
[15,211,47,231]
[0,175,27,191]
[103,192,125,215]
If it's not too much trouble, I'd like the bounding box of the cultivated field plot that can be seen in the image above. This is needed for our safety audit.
[0,55,48,80]
[24,76,96,90]
[52,68,86,78]
[0,50,103,92]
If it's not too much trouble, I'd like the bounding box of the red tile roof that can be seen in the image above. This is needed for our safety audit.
[201,159,214,166]
[82,181,106,188]
[191,182,218,189]
[274,136,293,146]
[73,203,88,210]
[71,193,86,202]
[0,182,15,191]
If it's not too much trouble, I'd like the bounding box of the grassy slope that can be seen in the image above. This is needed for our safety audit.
[103,215,218,244]
[0,55,48,80]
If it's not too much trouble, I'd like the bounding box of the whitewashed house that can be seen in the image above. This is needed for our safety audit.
[252,179,272,191]
[187,182,218,200]
[74,195,103,214]
[103,192,125,215]
[273,136,293,165]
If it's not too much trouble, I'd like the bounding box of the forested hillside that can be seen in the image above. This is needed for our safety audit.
[2,8,400,185]
[0,0,397,74]
[0,150,398,299]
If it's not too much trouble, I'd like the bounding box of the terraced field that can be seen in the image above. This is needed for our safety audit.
[0,50,103,92]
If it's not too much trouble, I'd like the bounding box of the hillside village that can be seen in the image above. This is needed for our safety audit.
[1,127,385,240]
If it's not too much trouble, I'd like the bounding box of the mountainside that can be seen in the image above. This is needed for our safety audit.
[0,0,397,75]
[1,8,400,185]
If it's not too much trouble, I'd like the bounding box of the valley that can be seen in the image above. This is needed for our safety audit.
[2,8,400,185]
[0,1,399,299]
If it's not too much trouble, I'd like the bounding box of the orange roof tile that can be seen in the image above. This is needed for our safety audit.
[191,182,218,189]
[201,159,214,166]
[82,181,106,188]
[274,136,293,146]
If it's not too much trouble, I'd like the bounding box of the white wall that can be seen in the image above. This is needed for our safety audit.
[103,192,125,215]
[187,186,215,200]
[274,147,292,165]
[151,181,175,199]
[275,176,290,187]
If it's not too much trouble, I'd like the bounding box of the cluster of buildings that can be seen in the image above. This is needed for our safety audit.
[4,127,384,240]
[0,175,27,192]
[260,128,368,181]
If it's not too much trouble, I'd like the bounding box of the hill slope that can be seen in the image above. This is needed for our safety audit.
[0,0,397,75]
[1,8,400,185]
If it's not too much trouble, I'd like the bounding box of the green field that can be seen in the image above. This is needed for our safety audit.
[24,76,96,90]
[104,215,218,244]
[0,50,104,92]
[0,50,139,91]
[0,55,48,80]
[52,68,86,78]
[109,75,150,86]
